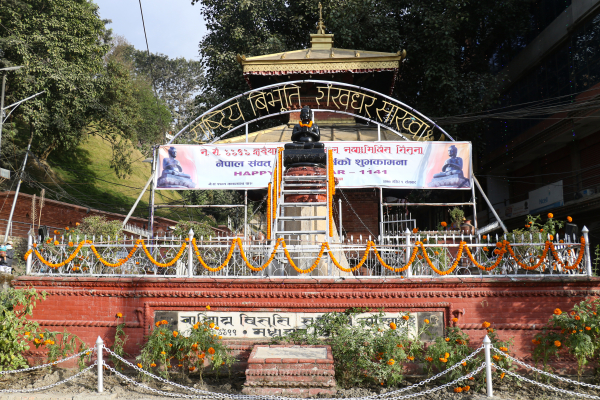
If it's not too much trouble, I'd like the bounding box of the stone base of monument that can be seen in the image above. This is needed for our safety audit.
[243,345,337,397]
[157,175,196,189]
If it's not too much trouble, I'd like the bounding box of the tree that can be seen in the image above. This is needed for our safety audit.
[0,0,111,159]
[192,0,534,144]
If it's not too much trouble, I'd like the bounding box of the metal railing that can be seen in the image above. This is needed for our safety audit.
[25,226,592,278]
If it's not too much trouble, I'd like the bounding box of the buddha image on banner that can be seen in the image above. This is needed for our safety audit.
[155,142,472,190]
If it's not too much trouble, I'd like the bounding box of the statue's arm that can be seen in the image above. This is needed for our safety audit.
[457,157,463,169]
[291,126,301,142]
[312,125,320,141]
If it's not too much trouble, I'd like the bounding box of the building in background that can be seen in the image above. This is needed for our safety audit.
[481,0,600,242]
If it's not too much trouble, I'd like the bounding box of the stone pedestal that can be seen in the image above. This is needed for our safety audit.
[243,345,336,397]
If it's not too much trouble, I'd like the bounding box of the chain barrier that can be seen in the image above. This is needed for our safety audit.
[0,347,93,375]
[494,364,600,400]
[491,345,600,390]
[104,345,485,400]
[0,362,96,393]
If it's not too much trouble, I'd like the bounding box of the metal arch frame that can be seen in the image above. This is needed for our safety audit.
[208,108,410,144]
[166,79,456,145]
[123,80,507,235]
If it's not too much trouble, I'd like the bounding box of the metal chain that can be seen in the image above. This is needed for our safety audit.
[494,364,600,400]
[491,345,600,390]
[0,348,94,375]
[372,346,484,399]
[104,345,484,400]
[0,362,96,393]
[102,363,205,399]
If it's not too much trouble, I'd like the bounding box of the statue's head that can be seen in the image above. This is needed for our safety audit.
[168,146,177,158]
[300,106,312,122]
[448,145,458,157]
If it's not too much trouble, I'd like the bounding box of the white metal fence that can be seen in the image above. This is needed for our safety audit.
[25,225,592,278]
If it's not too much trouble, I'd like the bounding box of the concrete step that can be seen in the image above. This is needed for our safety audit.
[278,216,327,221]
[280,202,327,207]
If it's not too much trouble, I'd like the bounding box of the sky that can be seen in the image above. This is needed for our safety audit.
[93,0,207,61]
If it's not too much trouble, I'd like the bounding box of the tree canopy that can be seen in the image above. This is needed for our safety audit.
[193,0,534,143]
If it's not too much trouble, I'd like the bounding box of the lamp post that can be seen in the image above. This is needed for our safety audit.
[0,66,24,154]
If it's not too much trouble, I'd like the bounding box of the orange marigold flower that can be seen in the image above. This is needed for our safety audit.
[444,352,450,359]
[387,359,395,365]
[150,363,156,367]
[116,313,123,318]
[208,347,215,355]
[570,311,576,316]
[483,247,489,251]
[488,328,494,333]
[482,235,487,240]
[549,235,554,241]
[463,385,470,391]
[439,358,448,363]
[407,356,414,361]
[554,340,561,347]
[454,387,462,393]
[499,346,508,352]
[548,213,554,219]
[218,336,223,339]
[500,372,505,379]
[461,361,467,366]
[76,222,80,226]
[468,377,474,381]
[445,338,450,342]
[492,355,500,361]
[206,305,211,310]
[412,228,419,233]
[554,308,562,315]
[162,320,168,325]
[155,322,160,327]
[389,322,397,330]
[178,364,183,367]
[567,216,573,222]
[532,339,540,345]
[452,317,458,323]
[137,363,143,368]
[425,357,433,362]
[68,241,74,247]
[482,321,491,328]
[540,228,544,232]
[586,326,591,331]
[173,331,178,337]
[441,221,447,227]
[209,322,215,329]
[168,343,173,347]
[402,315,410,321]
[575,315,581,320]
[160,351,166,355]
[53,240,59,245]
[397,344,403,348]
[424,319,430,324]
[572,330,576,334]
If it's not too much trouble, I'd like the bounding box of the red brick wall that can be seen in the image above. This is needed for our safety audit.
[0,191,176,238]
[14,276,599,372]
[334,189,380,240]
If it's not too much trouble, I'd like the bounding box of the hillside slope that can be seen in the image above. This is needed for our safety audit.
[28,134,185,221]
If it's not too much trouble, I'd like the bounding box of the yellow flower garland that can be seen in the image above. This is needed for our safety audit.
[418,241,465,275]
[324,241,372,273]
[280,239,327,274]
[237,238,282,272]
[328,149,334,237]
[463,244,506,272]
[90,242,140,268]
[371,242,419,273]
[140,240,187,268]
[192,238,237,272]
[266,182,272,240]
[504,241,550,270]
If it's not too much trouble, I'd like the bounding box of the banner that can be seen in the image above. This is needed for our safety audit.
[156,141,472,190]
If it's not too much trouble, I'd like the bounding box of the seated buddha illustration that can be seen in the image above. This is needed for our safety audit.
[157,146,196,188]
[428,145,469,188]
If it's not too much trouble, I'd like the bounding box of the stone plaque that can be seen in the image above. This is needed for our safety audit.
[156,310,444,340]
[254,346,327,359]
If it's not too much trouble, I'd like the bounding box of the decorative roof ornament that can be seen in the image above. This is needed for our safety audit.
[316,2,326,34]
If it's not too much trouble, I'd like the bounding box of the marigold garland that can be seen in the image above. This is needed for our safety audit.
[371,242,419,273]
[266,182,272,240]
[281,239,328,274]
[324,241,372,273]
[90,242,140,268]
[32,240,87,269]
[464,243,505,271]
[140,240,187,268]
[418,241,465,275]
[328,149,334,237]
[548,237,585,270]
[505,241,550,270]
[192,238,237,272]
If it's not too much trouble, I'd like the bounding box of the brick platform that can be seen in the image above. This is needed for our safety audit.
[243,345,336,397]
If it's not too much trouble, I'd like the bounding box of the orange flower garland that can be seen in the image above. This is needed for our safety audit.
[266,182,272,240]
[281,239,328,274]
[90,241,140,268]
[371,242,419,273]
[463,242,506,271]
[504,241,550,270]
[328,149,335,237]
[325,241,373,273]
[31,240,87,269]
[192,238,237,272]
[140,240,187,268]
[418,241,465,275]
[548,237,585,270]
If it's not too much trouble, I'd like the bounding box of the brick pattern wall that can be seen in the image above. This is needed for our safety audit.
[334,189,380,239]
[0,191,176,238]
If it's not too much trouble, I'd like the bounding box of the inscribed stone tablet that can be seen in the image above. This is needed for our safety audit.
[254,346,327,359]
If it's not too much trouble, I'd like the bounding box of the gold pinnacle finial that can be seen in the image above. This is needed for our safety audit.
[317,2,326,34]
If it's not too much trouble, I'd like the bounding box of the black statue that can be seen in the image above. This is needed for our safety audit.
[291,106,321,143]
[428,145,469,188]
[283,106,326,167]
[433,145,463,178]
[157,147,196,188]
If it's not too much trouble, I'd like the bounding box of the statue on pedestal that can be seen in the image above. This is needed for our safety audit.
[157,147,196,188]
[284,106,326,167]
[428,145,469,188]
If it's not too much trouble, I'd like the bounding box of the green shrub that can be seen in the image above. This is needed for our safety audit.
[273,308,430,388]
[137,307,233,381]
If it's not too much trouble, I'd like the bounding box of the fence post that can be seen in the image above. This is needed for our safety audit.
[96,336,104,393]
[188,229,195,278]
[26,234,32,274]
[484,335,493,398]
[404,228,412,278]
[582,226,592,276]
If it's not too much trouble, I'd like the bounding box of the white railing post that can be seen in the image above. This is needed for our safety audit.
[484,335,493,397]
[582,226,592,276]
[96,336,103,393]
[404,228,412,278]
[188,229,194,278]
[26,234,32,274]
